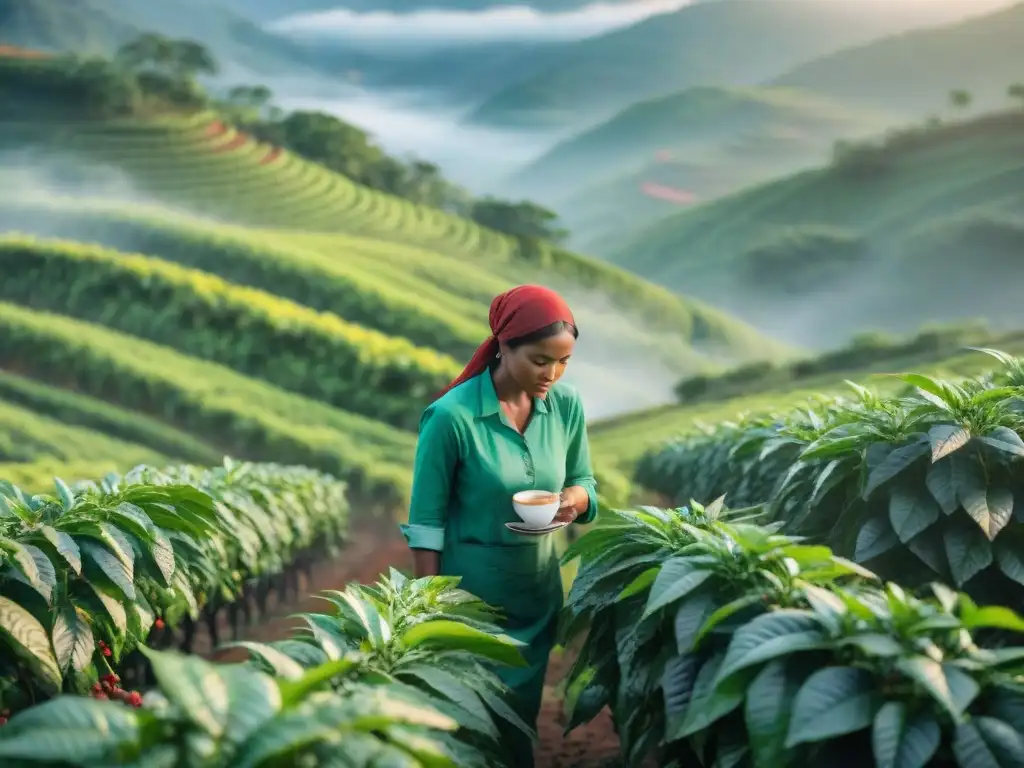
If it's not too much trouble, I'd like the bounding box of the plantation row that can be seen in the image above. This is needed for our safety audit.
[0,112,515,260]
[0,301,417,506]
[634,348,1024,608]
[0,571,532,767]
[0,236,460,430]
[0,201,489,358]
[0,459,350,709]
[0,194,779,361]
[560,500,1024,767]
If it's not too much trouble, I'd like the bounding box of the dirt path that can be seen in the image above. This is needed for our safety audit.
[204,522,626,767]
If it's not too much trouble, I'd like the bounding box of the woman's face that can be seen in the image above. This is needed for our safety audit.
[502,329,576,398]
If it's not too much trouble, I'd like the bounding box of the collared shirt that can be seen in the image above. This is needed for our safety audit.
[401,370,598,551]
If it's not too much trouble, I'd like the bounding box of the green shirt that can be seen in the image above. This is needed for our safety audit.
[401,370,599,552]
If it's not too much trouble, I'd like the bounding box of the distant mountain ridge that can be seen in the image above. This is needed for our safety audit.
[465,0,1004,130]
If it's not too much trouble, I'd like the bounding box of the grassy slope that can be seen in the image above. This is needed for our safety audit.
[770,1,1024,113]
[513,86,884,197]
[465,0,989,129]
[603,111,1024,342]
[590,336,1024,483]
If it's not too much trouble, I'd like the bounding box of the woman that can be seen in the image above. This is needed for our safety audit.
[400,284,598,766]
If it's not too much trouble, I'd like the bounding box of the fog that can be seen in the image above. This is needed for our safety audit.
[270,0,695,49]
[272,87,556,191]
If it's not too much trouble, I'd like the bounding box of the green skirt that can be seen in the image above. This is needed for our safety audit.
[442,538,563,767]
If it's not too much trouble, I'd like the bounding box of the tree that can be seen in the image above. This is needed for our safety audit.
[469,198,568,244]
[115,34,218,81]
[949,88,972,112]
[1009,83,1024,108]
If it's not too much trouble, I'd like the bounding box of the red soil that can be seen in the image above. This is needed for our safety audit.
[202,521,632,767]
[260,146,284,166]
[204,120,228,138]
[211,132,248,153]
[0,45,52,60]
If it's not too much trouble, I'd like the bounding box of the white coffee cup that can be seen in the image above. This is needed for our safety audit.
[512,489,560,529]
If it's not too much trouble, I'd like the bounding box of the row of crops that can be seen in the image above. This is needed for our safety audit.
[0,301,416,505]
[554,348,1024,765]
[0,456,534,767]
[0,236,459,430]
[0,459,350,707]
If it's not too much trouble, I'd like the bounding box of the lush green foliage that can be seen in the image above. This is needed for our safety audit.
[638,350,1024,605]
[233,570,535,766]
[0,459,348,709]
[0,300,416,506]
[561,500,1024,767]
[0,236,460,429]
[0,573,531,767]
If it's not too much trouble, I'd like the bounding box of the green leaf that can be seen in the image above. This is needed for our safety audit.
[960,485,1014,540]
[926,459,958,515]
[978,427,1024,458]
[895,656,979,722]
[674,654,750,739]
[80,541,135,601]
[929,425,971,462]
[39,525,81,574]
[855,515,900,562]
[960,605,1024,633]
[872,702,940,768]
[785,666,874,747]
[221,641,306,681]
[673,591,717,653]
[0,595,62,692]
[52,604,95,674]
[694,593,761,648]
[642,558,713,620]
[399,620,527,668]
[617,567,659,601]
[0,698,139,763]
[715,610,826,684]
[953,717,1024,768]
[400,664,498,738]
[995,541,1024,586]
[863,440,929,499]
[837,633,904,658]
[944,522,993,587]
[889,485,941,543]
[140,647,230,738]
[219,662,282,745]
[745,659,800,767]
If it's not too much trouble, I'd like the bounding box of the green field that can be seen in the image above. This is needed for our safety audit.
[0,93,790,508]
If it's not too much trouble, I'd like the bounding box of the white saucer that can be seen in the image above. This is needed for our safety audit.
[505,521,569,536]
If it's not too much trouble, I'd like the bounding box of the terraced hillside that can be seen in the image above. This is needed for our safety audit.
[0,99,787,505]
[605,109,1024,347]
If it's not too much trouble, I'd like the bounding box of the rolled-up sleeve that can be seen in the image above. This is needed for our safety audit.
[401,403,460,551]
[565,394,599,525]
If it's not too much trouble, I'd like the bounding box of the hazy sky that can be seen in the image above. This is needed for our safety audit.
[270,0,1015,46]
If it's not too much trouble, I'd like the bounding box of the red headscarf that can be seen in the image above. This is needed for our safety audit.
[437,284,575,398]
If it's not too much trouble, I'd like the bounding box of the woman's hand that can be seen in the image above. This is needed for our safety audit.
[555,485,589,523]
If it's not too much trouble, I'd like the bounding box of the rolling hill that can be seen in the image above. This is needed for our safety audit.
[508,85,889,244]
[604,109,1024,348]
[770,0,1024,114]
[0,55,790,504]
[465,0,999,130]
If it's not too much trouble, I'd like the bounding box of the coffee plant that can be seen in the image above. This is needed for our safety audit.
[560,500,1024,767]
